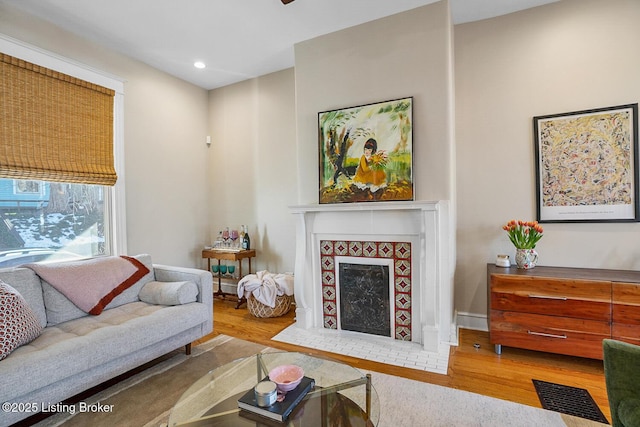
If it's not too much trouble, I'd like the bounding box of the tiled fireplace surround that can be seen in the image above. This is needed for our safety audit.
[274,201,454,373]
[319,239,413,340]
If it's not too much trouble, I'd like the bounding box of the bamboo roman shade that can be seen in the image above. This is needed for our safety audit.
[0,53,117,186]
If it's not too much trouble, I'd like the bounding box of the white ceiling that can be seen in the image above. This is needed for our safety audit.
[3,0,559,90]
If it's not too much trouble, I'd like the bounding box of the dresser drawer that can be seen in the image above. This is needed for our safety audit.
[612,282,640,344]
[491,275,611,321]
[612,324,640,346]
[612,282,640,325]
[490,310,609,359]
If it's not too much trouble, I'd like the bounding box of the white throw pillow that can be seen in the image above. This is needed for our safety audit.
[139,281,198,306]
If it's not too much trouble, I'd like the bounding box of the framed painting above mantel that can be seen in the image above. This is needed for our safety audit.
[318,97,413,204]
[534,103,639,222]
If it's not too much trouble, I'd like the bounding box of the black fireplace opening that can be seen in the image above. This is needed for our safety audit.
[338,263,391,337]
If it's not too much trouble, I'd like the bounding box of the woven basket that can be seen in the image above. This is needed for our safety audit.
[247,294,293,318]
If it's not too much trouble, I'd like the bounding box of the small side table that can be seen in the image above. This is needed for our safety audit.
[202,248,256,308]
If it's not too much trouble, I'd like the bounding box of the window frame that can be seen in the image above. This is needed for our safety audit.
[0,33,127,255]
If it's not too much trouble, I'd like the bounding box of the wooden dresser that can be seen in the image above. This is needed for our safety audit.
[487,264,640,359]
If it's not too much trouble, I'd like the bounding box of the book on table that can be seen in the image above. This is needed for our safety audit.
[237,376,315,422]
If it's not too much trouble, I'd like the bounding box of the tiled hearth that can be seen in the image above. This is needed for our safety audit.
[284,201,455,373]
[272,324,451,374]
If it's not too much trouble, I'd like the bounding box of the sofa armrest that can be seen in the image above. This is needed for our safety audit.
[152,264,213,334]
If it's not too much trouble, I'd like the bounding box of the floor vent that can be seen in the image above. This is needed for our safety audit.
[532,379,608,424]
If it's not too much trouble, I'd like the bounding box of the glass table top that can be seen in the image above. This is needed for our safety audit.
[169,351,380,426]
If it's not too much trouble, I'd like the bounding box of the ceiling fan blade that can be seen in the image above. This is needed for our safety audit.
[281,0,295,4]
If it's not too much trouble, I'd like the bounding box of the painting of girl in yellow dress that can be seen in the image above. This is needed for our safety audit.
[353,138,388,193]
[318,97,413,204]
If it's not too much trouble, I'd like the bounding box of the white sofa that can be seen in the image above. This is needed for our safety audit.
[0,254,213,426]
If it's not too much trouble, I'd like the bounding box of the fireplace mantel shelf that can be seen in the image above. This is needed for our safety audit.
[289,200,441,214]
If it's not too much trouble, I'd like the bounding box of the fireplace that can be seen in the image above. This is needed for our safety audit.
[338,261,391,337]
[289,201,454,353]
[321,241,411,341]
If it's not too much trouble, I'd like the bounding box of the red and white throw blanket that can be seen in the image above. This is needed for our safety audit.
[26,255,149,315]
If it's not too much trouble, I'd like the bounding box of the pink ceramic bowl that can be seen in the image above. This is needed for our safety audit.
[268,364,304,392]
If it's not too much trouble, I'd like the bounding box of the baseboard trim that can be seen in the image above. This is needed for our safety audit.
[456,312,488,332]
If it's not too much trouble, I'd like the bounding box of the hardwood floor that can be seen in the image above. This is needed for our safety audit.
[197,298,611,422]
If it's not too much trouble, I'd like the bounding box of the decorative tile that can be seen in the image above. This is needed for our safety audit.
[322,271,335,285]
[322,285,336,301]
[323,316,337,329]
[348,241,363,257]
[396,293,411,309]
[323,300,337,316]
[395,309,411,326]
[362,242,378,257]
[320,239,413,342]
[321,255,334,271]
[378,242,394,258]
[396,276,411,293]
[395,259,411,276]
[320,240,334,255]
[334,241,348,256]
[395,242,411,259]
[395,326,412,341]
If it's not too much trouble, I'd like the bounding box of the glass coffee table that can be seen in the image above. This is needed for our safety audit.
[169,352,379,426]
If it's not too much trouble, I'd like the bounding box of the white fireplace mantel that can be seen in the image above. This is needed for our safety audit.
[289,200,454,352]
[290,200,443,214]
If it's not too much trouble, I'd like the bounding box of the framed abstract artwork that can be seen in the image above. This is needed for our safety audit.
[318,97,413,204]
[534,103,639,222]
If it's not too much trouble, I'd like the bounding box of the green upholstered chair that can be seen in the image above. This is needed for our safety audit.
[603,339,640,427]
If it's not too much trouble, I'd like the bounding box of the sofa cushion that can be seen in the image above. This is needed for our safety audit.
[2,300,209,400]
[105,254,155,309]
[139,281,198,305]
[0,280,43,360]
[42,254,156,326]
[0,268,46,328]
[41,281,87,326]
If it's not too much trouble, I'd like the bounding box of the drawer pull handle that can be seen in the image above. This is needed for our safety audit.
[528,330,567,339]
[528,294,568,301]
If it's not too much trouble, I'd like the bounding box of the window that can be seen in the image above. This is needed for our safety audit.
[15,180,42,195]
[0,35,126,267]
[0,179,108,267]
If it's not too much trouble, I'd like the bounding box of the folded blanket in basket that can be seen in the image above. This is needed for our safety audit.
[237,270,294,308]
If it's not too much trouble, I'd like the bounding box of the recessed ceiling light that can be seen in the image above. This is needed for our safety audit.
[194,61,206,69]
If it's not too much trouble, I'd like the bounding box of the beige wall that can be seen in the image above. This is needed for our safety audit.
[455,0,640,323]
[208,1,455,276]
[294,1,455,203]
[207,69,297,273]
[0,3,210,267]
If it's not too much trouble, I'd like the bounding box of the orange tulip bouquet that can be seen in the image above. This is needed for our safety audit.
[502,220,543,269]
[502,220,543,249]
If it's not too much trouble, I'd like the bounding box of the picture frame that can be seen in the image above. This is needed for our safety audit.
[318,97,413,204]
[534,103,639,222]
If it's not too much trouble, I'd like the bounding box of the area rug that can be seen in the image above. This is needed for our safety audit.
[33,335,266,427]
[532,380,609,425]
[33,335,607,427]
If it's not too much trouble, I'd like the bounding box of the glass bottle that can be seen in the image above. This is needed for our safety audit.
[242,225,251,250]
